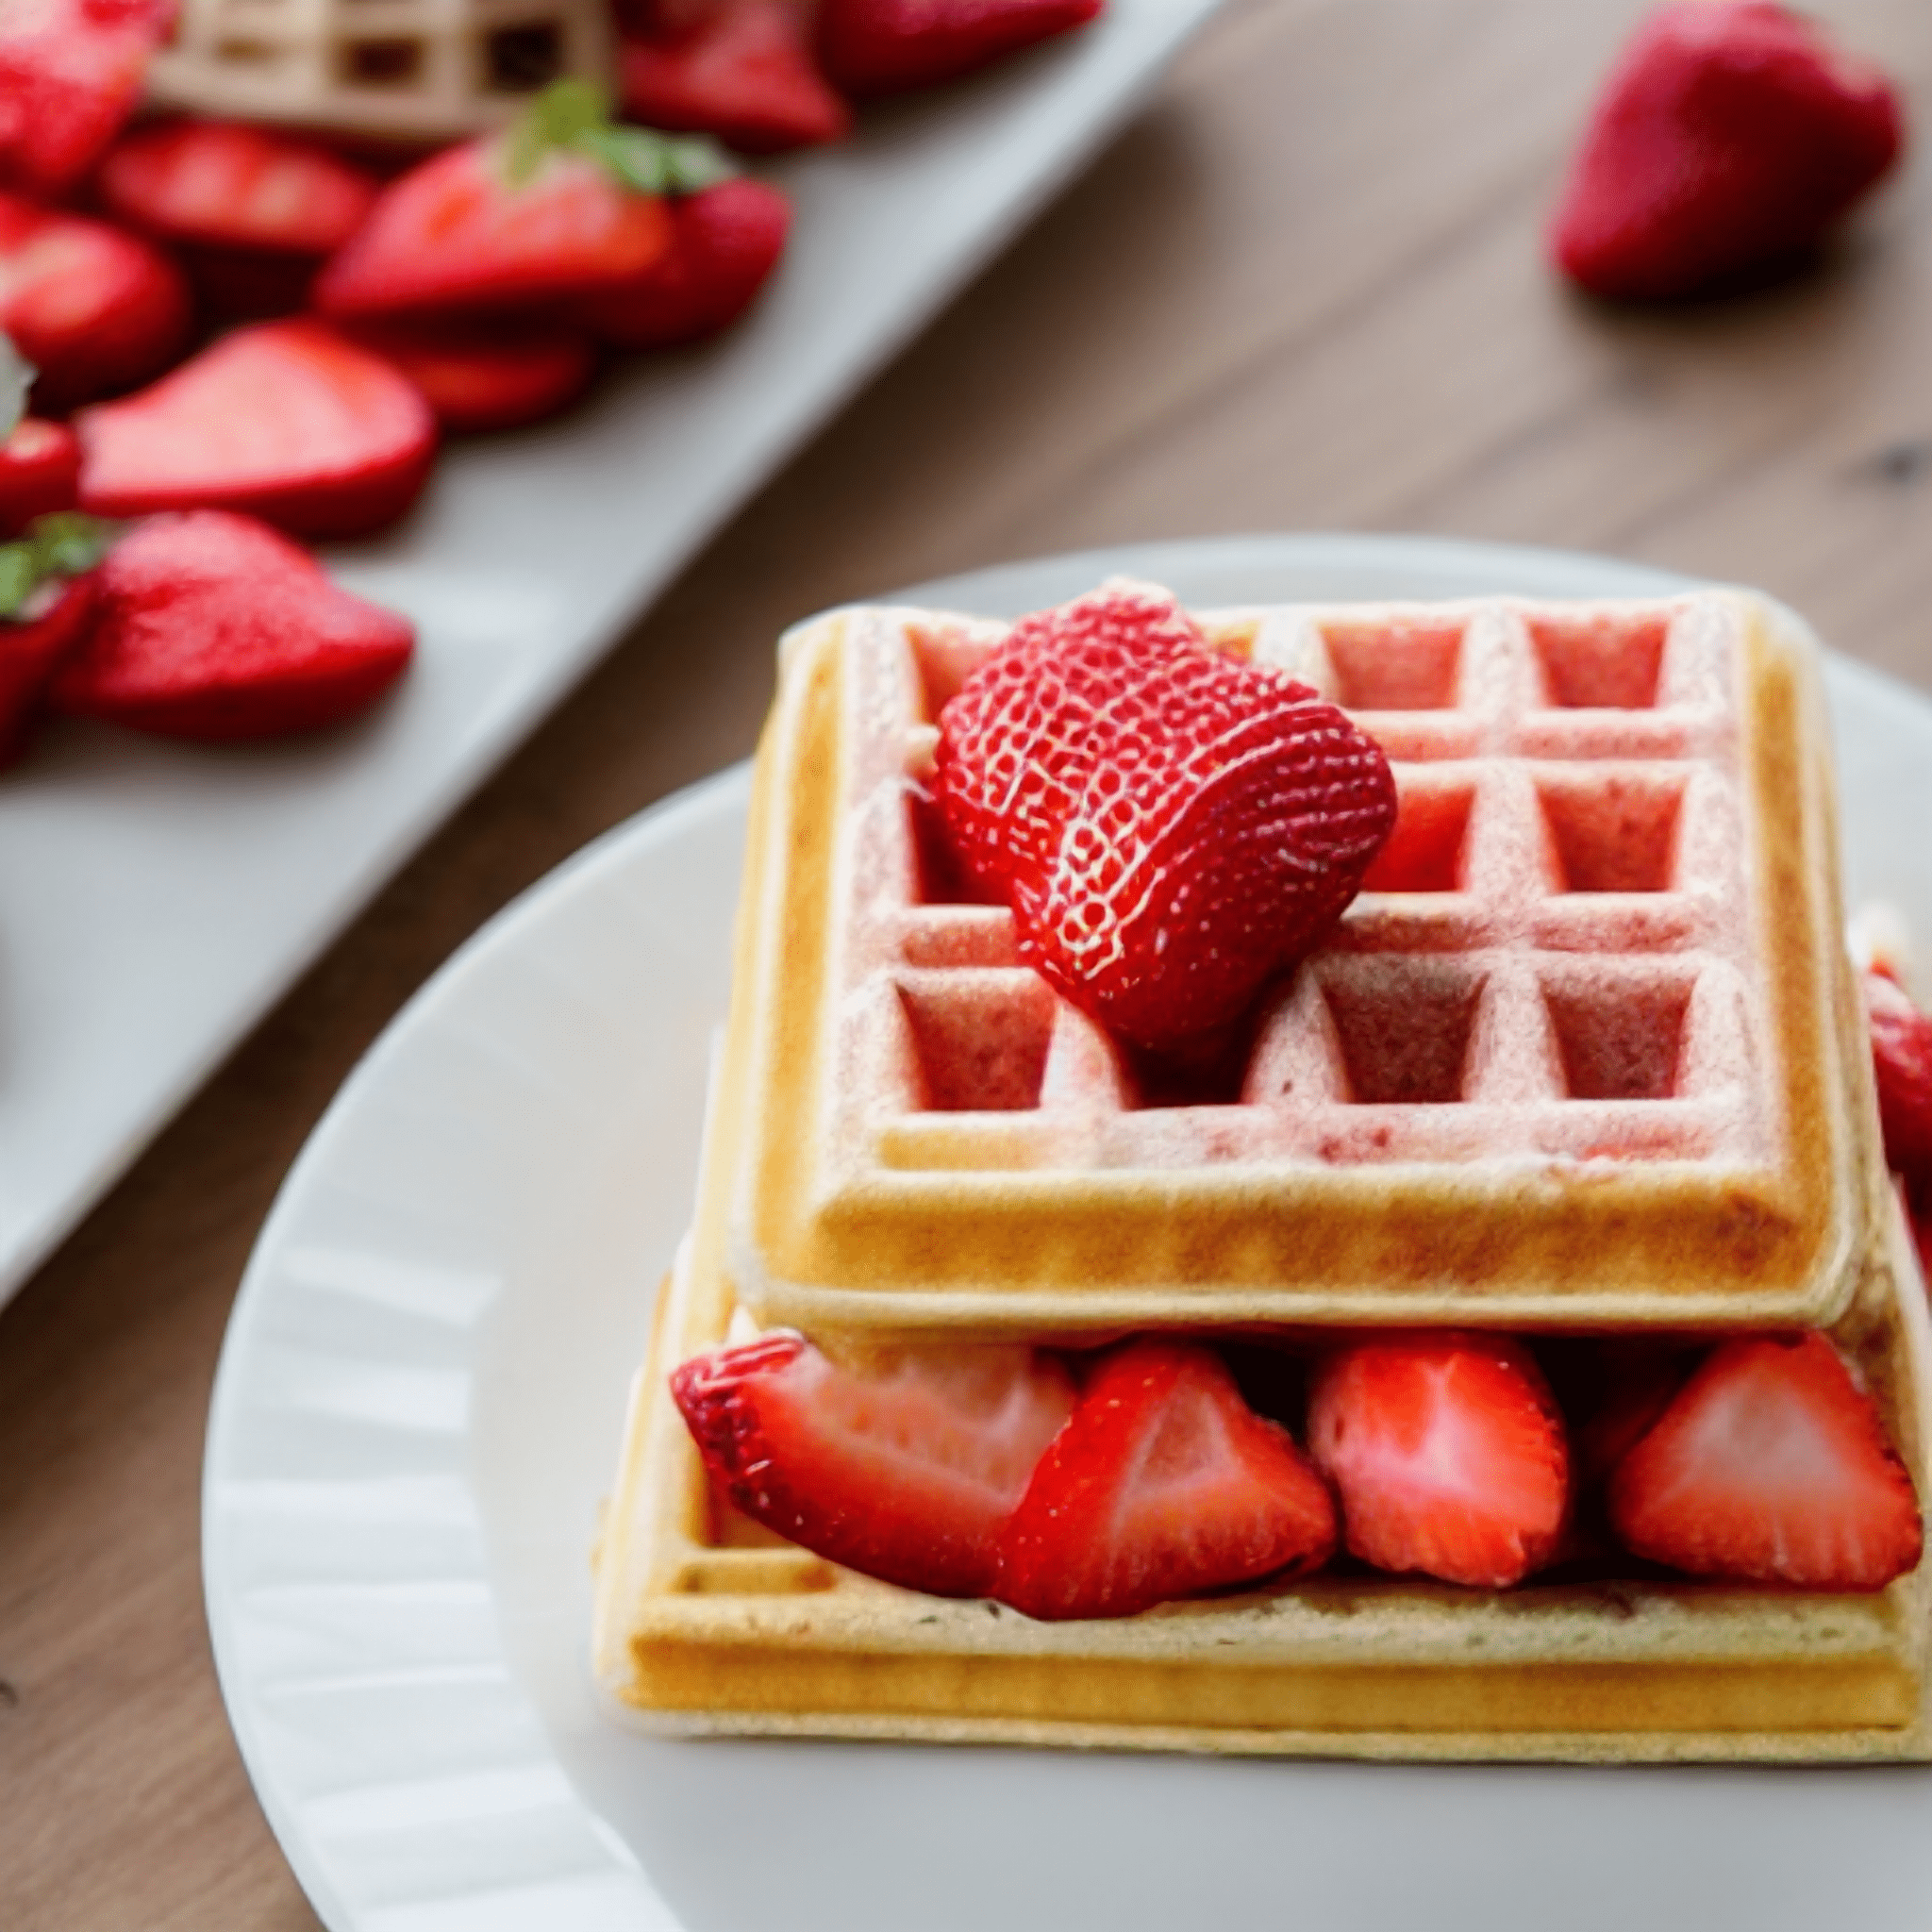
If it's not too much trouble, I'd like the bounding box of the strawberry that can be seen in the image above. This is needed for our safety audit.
[995,1339,1336,1622]
[1549,3,1904,302]
[0,193,191,410]
[75,319,437,539]
[1307,1333,1571,1589]
[0,0,158,200]
[0,417,78,534]
[97,119,380,318]
[1606,1333,1923,1590]
[312,81,715,325]
[1867,968,1932,1206]
[817,0,1102,98]
[346,321,594,432]
[671,1330,1076,1597]
[622,0,851,152]
[932,583,1396,1055]
[50,509,415,741]
[0,512,106,758]
[578,175,788,349]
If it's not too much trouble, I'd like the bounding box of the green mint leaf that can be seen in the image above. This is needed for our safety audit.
[502,76,612,189]
[575,125,735,196]
[0,512,117,622]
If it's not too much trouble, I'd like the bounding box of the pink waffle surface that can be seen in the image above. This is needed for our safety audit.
[719,588,1878,1335]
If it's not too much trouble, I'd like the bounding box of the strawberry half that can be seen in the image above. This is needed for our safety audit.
[1549,2,1904,302]
[0,0,158,199]
[0,193,191,410]
[622,0,852,152]
[1867,968,1932,1206]
[0,418,79,536]
[672,1330,1076,1597]
[1307,1334,1571,1590]
[75,319,438,539]
[817,0,1103,99]
[1606,1333,1923,1591]
[51,509,415,741]
[578,175,789,349]
[313,81,712,324]
[346,321,595,432]
[933,583,1396,1055]
[995,1338,1336,1622]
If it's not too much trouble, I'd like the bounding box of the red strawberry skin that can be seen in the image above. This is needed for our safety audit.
[51,510,414,741]
[622,0,851,152]
[0,0,156,199]
[672,1330,1076,1597]
[313,138,674,323]
[933,585,1396,1055]
[0,571,95,761]
[347,321,595,432]
[0,419,80,536]
[1607,1333,1923,1591]
[995,1339,1336,1622]
[1550,3,1904,302]
[1867,969,1932,1205]
[817,0,1102,98]
[0,193,191,410]
[98,120,379,257]
[75,319,438,539]
[1307,1334,1571,1590]
[578,177,789,350]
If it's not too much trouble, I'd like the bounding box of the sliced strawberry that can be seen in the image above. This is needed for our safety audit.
[817,0,1102,98]
[1307,1333,1571,1589]
[995,1339,1336,1622]
[0,571,95,761]
[98,120,377,256]
[0,0,158,199]
[933,583,1396,1055]
[622,0,850,152]
[75,319,437,539]
[1867,968,1932,1203]
[50,509,414,741]
[346,321,594,432]
[0,193,191,411]
[578,176,788,349]
[312,81,698,324]
[672,1330,1076,1597]
[0,418,79,535]
[1607,1333,1923,1590]
[1549,3,1904,302]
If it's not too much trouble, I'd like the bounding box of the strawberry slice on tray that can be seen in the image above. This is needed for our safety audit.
[996,1339,1337,1622]
[0,0,158,199]
[75,319,437,539]
[817,0,1103,98]
[672,1330,1076,1598]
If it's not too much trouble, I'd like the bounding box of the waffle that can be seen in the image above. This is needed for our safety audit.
[591,1210,1932,1761]
[591,586,1932,1760]
[145,0,613,142]
[716,590,1875,1338]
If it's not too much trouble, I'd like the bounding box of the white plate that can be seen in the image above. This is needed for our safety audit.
[0,0,1220,1310]
[207,535,1932,1932]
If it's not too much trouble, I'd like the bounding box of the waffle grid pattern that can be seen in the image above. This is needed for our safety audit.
[835,594,1770,1175]
[146,0,612,139]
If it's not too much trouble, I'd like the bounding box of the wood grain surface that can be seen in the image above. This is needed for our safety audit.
[5,1,1932,1924]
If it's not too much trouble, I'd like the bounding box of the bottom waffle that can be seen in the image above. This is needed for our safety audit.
[591,1215,1932,1764]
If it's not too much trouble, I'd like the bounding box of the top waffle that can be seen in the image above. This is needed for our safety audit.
[707,587,1883,1337]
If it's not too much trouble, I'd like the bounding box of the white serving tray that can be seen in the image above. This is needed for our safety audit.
[207,535,1932,1932]
[0,0,1221,1308]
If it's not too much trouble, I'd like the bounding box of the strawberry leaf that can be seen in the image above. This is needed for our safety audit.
[0,512,116,622]
[501,77,737,196]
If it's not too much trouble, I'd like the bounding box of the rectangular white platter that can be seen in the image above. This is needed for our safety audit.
[0,0,1223,1310]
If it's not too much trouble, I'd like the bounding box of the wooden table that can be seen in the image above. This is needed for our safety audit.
[4,0,1931,1922]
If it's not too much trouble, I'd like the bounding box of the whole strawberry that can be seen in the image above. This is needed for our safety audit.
[932,583,1395,1056]
[1550,3,1904,301]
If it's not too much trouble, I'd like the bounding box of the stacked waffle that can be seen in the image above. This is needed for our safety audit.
[591,585,1932,1761]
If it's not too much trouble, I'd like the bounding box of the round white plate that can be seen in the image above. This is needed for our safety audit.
[206,535,1932,1932]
